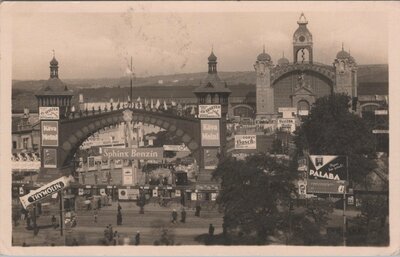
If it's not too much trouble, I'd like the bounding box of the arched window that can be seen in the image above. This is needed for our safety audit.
[297,48,310,63]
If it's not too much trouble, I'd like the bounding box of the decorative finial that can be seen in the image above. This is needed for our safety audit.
[211,44,214,53]
[263,44,265,54]
[52,49,55,58]
[342,42,344,51]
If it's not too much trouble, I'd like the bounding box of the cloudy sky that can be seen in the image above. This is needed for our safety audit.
[9,3,389,80]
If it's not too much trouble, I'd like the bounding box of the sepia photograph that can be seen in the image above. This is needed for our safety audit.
[0,1,399,255]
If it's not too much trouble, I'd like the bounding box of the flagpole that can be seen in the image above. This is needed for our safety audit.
[130,56,133,108]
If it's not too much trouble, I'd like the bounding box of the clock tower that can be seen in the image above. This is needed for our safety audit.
[293,13,313,64]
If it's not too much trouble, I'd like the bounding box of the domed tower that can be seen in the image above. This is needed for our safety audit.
[35,52,74,119]
[254,45,275,120]
[333,43,358,100]
[293,13,313,64]
[277,52,290,67]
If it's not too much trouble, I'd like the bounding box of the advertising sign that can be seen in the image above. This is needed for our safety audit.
[175,190,181,197]
[122,167,133,185]
[19,176,73,209]
[201,120,220,146]
[298,110,309,116]
[374,110,388,115]
[41,121,59,147]
[298,181,307,196]
[306,179,346,194]
[372,129,389,134]
[277,118,296,133]
[191,192,197,201]
[39,107,59,120]
[297,157,307,172]
[211,193,217,201]
[278,107,297,119]
[163,145,190,152]
[12,160,41,170]
[152,189,158,197]
[308,155,348,181]
[118,189,128,200]
[204,148,219,170]
[234,135,257,150]
[101,147,164,160]
[198,105,221,118]
[43,148,57,168]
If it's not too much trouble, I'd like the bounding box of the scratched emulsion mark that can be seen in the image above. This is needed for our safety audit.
[111,6,192,78]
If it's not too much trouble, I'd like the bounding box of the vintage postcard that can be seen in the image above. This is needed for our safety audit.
[0,1,399,256]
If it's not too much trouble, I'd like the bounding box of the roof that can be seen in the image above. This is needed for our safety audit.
[336,50,351,59]
[208,51,217,62]
[36,78,74,96]
[193,73,232,94]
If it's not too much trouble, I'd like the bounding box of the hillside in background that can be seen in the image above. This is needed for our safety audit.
[12,64,388,113]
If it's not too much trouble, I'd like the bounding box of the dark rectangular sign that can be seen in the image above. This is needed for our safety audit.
[308,155,348,181]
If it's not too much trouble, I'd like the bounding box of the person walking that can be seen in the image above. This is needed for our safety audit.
[113,231,119,245]
[97,198,102,210]
[51,215,57,229]
[135,231,140,245]
[171,209,178,224]
[117,210,122,225]
[108,224,113,242]
[208,223,215,237]
[180,208,186,223]
[118,203,122,212]
[104,226,109,243]
[94,209,98,223]
[195,205,201,217]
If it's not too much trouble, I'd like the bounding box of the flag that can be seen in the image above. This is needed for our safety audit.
[191,106,196,115]
[71,105,76,112]
[155,99,160,109]
[139,101,143,109]
[126,67,134,76]
[163,100,168,110]
[144,98,148,107]
[150,99,154,109]
[137,97,141,102]
[127,96,131,102]
[171,100,177,107]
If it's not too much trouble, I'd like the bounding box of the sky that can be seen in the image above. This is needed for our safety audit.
[10,4,389,80]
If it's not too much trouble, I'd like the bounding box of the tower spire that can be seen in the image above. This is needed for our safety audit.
[263,44,265,54]
[342,42,344,51]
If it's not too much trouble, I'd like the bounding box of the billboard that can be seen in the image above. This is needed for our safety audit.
[122,167,133,185]
[234,135,256,150]
[19,176,73,209]
[41,121,59,147]
[198,105,221,118]
[43,148,57,168]
[101,147,164,160]
[163,144,190,152]
[201,120,220,146]
[308,155,348,181]
[39,107,59,120]
[306,179,346,194]
[204,148,219,170]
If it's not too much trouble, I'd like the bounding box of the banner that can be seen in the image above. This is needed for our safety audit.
[43,148,57,168]
[122,167,133,185]
[198,105,221,118]
[19,176,73,209]
[204,148,219,170]
[234,135,257,150]
[308,155,348,181]
[102,147,164,160]
[39,107,59,120]
[201,120,220,146]
[41,121,59,147]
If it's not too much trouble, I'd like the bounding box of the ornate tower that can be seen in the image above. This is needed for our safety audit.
[35,53,74,119]
[333,44,358,99]
[254,46,275,120]
[193,50,231,182]
[293,13,313,64]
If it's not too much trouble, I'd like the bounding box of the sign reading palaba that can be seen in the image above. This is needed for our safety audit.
[235,135,256,149]
[19,176,74,209]
[199,105,221,118]
[39,107,59,120]
[308,155,348,181]
[102,147,164,160]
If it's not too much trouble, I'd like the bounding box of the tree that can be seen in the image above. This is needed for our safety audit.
[294,93,377,187]
[213,154,299,244]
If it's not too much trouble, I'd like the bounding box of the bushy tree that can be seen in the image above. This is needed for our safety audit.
[294,93,377,187]
[213,154,298,244]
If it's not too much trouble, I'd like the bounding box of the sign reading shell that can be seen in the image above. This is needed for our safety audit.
[39,107,59,120]
[234,135,256,150]
[41,121,59,147]
[19,176,73,209]
[199,105,221,118]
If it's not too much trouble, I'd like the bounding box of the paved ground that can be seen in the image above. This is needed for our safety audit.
[12,201,223,246]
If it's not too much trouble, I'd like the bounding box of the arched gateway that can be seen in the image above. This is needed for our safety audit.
[36,52,230,183]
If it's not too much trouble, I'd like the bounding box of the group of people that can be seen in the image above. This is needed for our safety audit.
[103,224,140,246]
[171,208,186,224]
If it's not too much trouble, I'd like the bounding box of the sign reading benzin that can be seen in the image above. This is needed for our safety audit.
[235,135,257,150]
[39,107,60,120]
[101,147,164,160]
[19,176,73,209]
[198,105,221,118]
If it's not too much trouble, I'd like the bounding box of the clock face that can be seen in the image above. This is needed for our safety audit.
[299,35,305,42]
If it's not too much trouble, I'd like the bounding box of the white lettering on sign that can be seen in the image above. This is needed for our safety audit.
[199,105,221,118]
[102,148,164,160]
[309,169,340,180]
[39,107,59,120]
[235,135,257,150]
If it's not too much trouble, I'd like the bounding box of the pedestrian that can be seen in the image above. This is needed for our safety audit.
[113,231,119,245]
[118,203,122,212]
[104,226,110,243]
[72,238,79,246]
[180,208,186,223]
[108,224,113,241]
[26,213,31,229]
[97,198,102,210]
[94,209,98,223]
[208,223,215,237]
[135,231,140,245]
[171,209,178,224]
[51,215,57,229]
[117,211,122,225]
[195,205,201,217]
